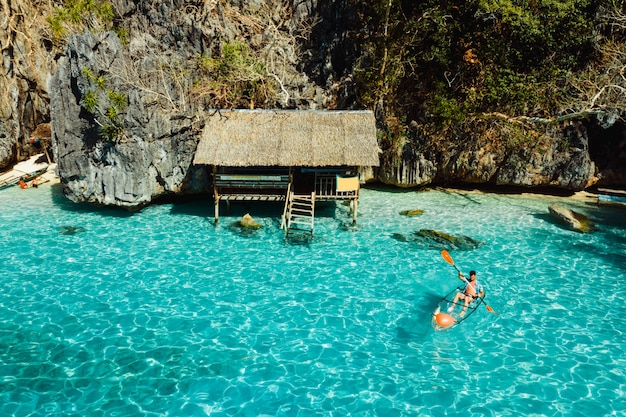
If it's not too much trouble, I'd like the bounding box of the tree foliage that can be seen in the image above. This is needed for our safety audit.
[351,0,604,131]
[195,42,278,109]
[47,0,115,42]
[80,67,128,142]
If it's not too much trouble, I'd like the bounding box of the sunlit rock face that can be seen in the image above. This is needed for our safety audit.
[378,121,598,191]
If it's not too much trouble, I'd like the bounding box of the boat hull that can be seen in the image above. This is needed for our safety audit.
[431,286,484,331]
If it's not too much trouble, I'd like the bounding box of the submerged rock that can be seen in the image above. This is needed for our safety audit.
[400,209,424,216]
[227,214,263,236]
[412,229,483,250]
[548,204,594,233]
[391,233,410,242]
[392,229,482,250]
[59,225,86,235]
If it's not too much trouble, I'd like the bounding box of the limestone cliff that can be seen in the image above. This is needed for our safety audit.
[48,0,329,207]
[1,0,623,208]
[379,119,598,190]
[0,0,57,168]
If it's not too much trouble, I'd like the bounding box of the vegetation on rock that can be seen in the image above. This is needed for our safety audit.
[81,67,128,142]
[2,0,626,190]
[47,0,116,43]
[349,0,610,142]
[195,41,279,109]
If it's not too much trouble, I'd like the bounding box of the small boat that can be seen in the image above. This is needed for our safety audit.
[431,286,485,331]
[597,188,626,209]
[0,167,48,190]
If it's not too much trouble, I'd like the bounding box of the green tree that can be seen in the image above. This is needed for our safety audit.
[352,0,603,126]
[80,68,128,142]
[195,42,278,109]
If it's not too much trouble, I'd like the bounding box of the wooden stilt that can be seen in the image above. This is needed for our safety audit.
[213,166,219,222]
[214,193,219,222]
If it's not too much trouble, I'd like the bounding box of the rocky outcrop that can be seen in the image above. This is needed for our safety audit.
[391,229,483,250]
[548,204,594,233]
[48,1,328,208]
[0,0,57,170]
[379,120,598,191]
[49,32,205,207]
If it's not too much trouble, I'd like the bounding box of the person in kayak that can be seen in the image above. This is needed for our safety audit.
[448,270,484,317]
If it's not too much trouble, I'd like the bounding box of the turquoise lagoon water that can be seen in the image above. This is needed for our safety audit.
[0,183,625,417]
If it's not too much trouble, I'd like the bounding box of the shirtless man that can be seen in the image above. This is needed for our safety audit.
[448,270,484,317]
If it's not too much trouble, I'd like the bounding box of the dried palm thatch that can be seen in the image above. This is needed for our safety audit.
[193,110,380,167]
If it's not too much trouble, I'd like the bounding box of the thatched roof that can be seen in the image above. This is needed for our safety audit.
[193,110,380,167]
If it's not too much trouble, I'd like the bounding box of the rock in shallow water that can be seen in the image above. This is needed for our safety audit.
[392,229,483,250]
[548,204,594,233]
[400,209,424,216]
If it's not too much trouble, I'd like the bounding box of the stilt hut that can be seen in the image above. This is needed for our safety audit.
[192,109,380,234]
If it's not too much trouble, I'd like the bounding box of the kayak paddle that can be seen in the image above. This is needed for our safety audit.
[441,249,499,316]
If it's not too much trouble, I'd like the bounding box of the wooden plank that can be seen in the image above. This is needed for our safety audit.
[215,174,290,189]
[218,194,286,202]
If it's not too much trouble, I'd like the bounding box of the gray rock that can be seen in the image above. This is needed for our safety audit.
[49,31,205,208]
[380,121,599,191]
[240,213,262,229]
[548,204,594,233]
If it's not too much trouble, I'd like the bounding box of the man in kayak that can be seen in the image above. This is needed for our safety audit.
[448,270,484,317]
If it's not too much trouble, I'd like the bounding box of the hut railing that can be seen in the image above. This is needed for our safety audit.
[315,174,359,199]
[214,174,291,189]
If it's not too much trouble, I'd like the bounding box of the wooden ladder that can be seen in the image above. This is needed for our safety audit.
[281,192,315,236]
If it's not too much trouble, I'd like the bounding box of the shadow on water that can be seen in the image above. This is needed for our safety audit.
[574,240,626,273]
[51,184,362,227]
[431,186,485,205]
[284,233,313,247]
[395,291,444,341]
[588,205,626,229]
[532,209,626,273]
[167,194,213,218]
[50,184,133,218]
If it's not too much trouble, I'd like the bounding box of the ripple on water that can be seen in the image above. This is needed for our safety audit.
[0,186,625,415]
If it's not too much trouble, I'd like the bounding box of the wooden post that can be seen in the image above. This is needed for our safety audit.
[213,166,219,222]
[42,138,52,164]
[352,198,358,224]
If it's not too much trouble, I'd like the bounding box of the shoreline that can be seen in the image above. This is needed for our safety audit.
[0,154,59,189]
[366,182,602,205]
[0,155,612,208]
